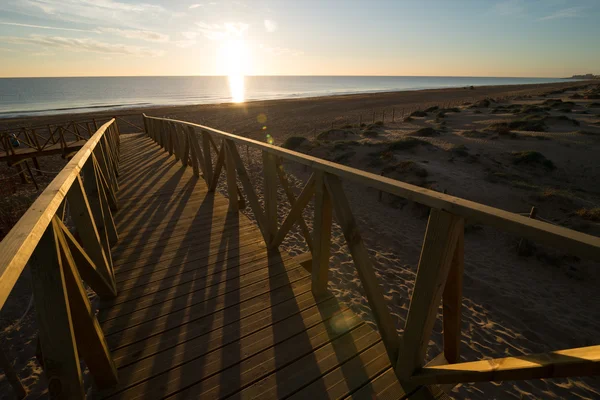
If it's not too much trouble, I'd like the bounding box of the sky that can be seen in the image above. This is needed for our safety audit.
[0,0,598,78]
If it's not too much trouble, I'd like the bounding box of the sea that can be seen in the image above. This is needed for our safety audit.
[0,75,573,119]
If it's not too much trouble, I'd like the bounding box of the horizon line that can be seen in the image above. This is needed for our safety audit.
[0,74,581,79]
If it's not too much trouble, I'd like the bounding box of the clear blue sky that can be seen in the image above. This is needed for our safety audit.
[0,0,598,77]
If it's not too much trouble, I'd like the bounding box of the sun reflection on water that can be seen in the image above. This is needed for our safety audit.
[223,38,247,103]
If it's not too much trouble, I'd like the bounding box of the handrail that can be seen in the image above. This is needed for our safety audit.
[0,118,121,398]
[143,114,600,262]
[143,113,600,398]
[0,119,113,310]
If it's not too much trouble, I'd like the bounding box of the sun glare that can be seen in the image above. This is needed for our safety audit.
[222,38,248,103]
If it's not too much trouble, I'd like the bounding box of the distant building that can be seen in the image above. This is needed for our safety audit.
[572,74,598,79]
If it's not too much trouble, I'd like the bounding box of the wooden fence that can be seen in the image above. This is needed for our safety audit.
[0,119,120,398]
[143,114,600,397]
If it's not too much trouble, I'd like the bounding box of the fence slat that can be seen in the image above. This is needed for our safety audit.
[263,151,279,242]
[271,173,315,249]
[325,173,400,364]
[30,221,85,399]
[56,219,118,388]
[397,209,464,379]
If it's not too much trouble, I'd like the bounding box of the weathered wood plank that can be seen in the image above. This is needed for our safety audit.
[325,173,400,366]
[397,209,464,379]
[29,221,85,399]
[410,345,600,385]
[443,229,464,364]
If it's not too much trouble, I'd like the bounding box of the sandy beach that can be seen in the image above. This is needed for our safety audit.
[1,80,599,399]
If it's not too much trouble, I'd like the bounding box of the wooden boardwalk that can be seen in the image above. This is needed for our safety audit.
[93,133,405,399]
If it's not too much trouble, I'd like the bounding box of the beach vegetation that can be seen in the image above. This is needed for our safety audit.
[387,137,430,151]
[282,136,309,150]
[511,151,555,170]
[408,127,439,137]
[410,110,427,117]
[575,208,600,221]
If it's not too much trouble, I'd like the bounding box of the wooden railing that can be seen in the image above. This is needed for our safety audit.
[0,119,120,399]
[143,114,600,398]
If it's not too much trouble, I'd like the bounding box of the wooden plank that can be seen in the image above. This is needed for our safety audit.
[29,221,85,399]
[262,150,279,241]
[348,367,405,400]
[443,230,464,364]
[107,284,318,367]
[409,345,600,385]
[397,209,464,379]
[286,341,390,400]
[55,219,118,388]
[105,274,313,350]
[100,298,352,396]
[118,318,374,399]
[270,172,315,249]
[144,116,600,262]
[104,264,308,335]
[180,125,189,167]
[311,170,332,297]
[325,173,400,366]
[100,252,298,321]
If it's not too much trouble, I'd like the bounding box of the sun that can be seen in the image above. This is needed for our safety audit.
[222,38,248,103]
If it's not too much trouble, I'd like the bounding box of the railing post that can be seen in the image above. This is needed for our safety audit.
[311,170,332,297]
[30,221,86,399]
[397,209,464,380]
[443,228,464,365]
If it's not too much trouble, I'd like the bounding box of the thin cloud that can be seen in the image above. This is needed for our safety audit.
[538,7,582,21]
[259,44,303,57]
[189,3,203,9]
[0,21,99,33]
[264,19,277,33]
[181,31,198,40]
[196,21,248,40]
[0,34,164,57]
[493,0,524,16]
[99,27,169,42]
[16,0,181,28]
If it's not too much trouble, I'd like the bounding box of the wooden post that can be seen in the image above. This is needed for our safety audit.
[30,222,86,400]
[397,209,464,379]
[262,151,278,242]
[443,229,464,364]
[311,170,332,297]
[392,108,395,122]
[518,206,537,255]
